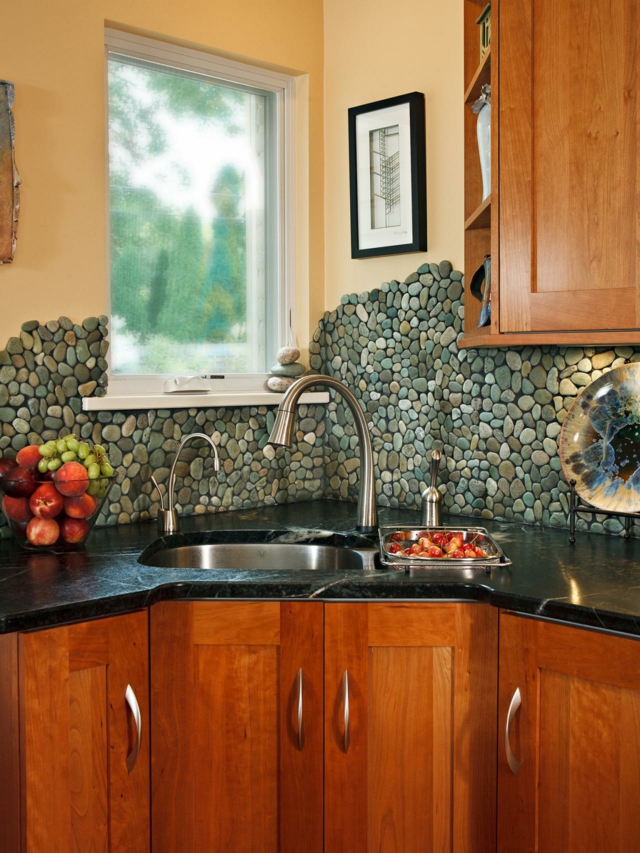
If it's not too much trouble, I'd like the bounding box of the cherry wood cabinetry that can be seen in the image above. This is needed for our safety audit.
[462,0,640,346]
[325,602,499,853]
[151,601,324,853]
[498,612,640,853]
[0,611,150,853]
[8,600,640,852]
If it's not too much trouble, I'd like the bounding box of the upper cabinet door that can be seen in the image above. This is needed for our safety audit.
[151,601,324,853]
[19,611,150,853]
[498,612,640,853]
[500,0,639,333]
[324,602,498,853]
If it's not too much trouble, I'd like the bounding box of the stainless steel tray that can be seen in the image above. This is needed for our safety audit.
[378,525,511,572]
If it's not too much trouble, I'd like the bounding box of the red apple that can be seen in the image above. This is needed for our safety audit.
[64,493,98,519]
[16,445,44,471]
[26,517,60,547]
[30,483,64,519]
[53,461,89,497]
[60,516,89,544]
[0,457,18,484]
[2,495,33,523]
[2,466,37,498]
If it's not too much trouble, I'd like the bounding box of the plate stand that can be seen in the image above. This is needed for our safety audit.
[569,479,639,544]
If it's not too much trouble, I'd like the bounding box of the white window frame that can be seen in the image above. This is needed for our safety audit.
[100,29,299,407]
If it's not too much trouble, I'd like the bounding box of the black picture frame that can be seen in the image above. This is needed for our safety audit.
[348,92,427,259]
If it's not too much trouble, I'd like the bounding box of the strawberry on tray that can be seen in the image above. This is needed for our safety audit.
[380,525,509,568]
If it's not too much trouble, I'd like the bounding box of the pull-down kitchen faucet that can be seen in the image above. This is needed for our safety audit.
[269,375,378,532]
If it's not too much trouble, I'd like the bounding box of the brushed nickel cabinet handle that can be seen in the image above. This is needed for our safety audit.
[296,667,305,751]
[342,670,350,753]
[125,684,142,773]
[505,687,522,776]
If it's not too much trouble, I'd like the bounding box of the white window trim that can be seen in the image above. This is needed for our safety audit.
[82,388,330,412]
[100,29,300,409]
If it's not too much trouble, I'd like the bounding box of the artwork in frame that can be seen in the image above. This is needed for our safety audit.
[348,92,426,259]
[0,80,20,264]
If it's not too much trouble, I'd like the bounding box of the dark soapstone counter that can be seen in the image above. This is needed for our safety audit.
[1,500,640,637]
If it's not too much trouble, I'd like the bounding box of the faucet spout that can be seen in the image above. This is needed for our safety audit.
[156,432,220,535]
[268,375,378,532]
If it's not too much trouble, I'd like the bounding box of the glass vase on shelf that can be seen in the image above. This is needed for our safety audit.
[472,84,491,202]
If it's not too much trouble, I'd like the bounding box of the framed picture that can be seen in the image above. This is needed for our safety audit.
[348,92,426,259]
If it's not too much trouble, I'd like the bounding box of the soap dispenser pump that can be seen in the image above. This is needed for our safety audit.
[421,449,443,527]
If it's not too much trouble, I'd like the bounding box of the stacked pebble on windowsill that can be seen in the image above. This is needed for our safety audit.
[266,346,306,392]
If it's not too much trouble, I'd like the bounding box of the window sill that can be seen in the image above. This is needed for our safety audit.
[82,390,330,412]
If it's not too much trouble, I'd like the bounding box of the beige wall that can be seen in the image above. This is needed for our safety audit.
[1,0,324,352]
[3,0,463,349]
[323,0,463,308]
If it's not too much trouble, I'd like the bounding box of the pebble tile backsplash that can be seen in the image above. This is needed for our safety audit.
[1,260,639,538]
[0,316,325,536]
[312,260,640,537]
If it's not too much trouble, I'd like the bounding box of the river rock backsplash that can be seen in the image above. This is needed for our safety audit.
[0,316,325,536]
[1,261,639,538]
[311,261,640,537]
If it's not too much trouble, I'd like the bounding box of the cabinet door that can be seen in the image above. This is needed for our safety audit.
[499,0,640,333]
[18,611,150,853]
[325,602,498,853]
[151,601,323,853]
[498,613,640,853]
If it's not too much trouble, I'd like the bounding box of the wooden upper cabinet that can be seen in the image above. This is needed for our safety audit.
[0,611,150,853]
[500,0,640,334]
[498,612,640,853]
[324,602,498,853]
[151,601,324,853]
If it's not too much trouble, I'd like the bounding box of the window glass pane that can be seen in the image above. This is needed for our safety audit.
[108,54,275,375]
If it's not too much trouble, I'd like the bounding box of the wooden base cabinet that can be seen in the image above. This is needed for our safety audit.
[498,613,640,853]
[325,603,498,853]
[151,601,324,853]
[0,611,150,853]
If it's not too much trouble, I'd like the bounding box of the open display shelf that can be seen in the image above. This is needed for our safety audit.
[465,194,491,231]
[464,45,491,105]
[462,0,497,343]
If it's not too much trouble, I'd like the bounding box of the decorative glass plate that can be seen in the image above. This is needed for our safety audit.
[559,364,640,513]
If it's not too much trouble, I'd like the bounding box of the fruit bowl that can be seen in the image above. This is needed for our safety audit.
[0,439,116,551]
[1,474,115,551]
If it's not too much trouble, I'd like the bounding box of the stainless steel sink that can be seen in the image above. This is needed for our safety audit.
[138,529,379,571]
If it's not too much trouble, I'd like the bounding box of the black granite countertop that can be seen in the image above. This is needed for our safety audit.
[1,499,639,637]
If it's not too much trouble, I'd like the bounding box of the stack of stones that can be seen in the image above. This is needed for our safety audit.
[266,346,307,392]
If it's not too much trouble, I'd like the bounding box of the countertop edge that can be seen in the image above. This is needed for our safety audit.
[3,573,640,639]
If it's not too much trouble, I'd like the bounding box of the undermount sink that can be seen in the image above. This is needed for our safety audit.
[138,529,379,571]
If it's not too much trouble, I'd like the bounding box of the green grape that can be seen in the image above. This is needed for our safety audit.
[65,438,79,453]
[61,450,77,463]
[38,444,54,458]
[87,480,100,496]
[77,442,90,460]
[47,458,62,471]
[38,457,50,474]
[93,444,106,456]
[55,439,67,455]
[87,463,101,479]
[84,453,96,467]
[100,462,114,477]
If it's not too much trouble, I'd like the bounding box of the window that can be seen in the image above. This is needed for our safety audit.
[104,30,295,392]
